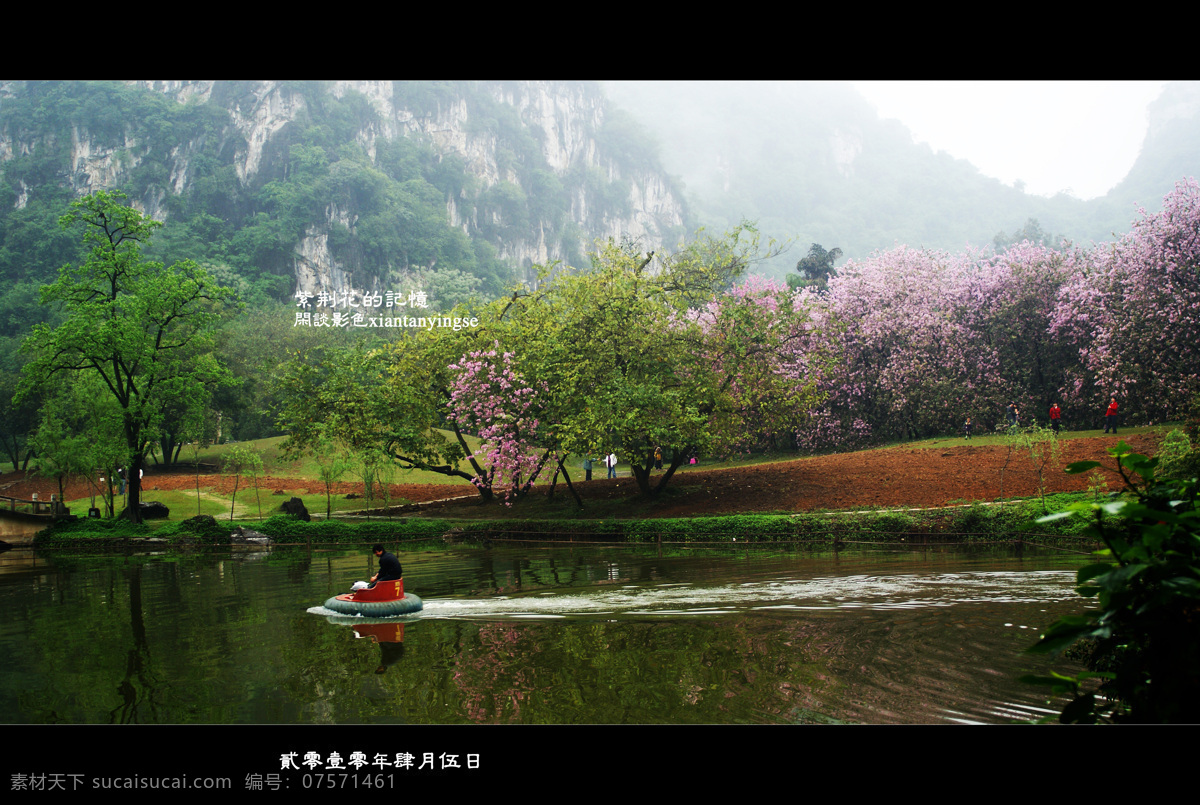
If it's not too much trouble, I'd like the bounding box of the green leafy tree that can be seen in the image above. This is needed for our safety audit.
[992,217,1067,252]
[354,447,384,519]
[788,243,842,292]
[27,371,126,515]
[278,227,819,504]
[74,376,129,517]
[1005,424,1063,513]
[0,366,41,471]
[152,384,215,468]
[520,226,814,497]
[375,454,399,516]
[221,444,264,521]
[1025,442,1200,722]
[1156,427,1200,482]
[17,191,234,522]
[29,396,92,511]
[311,434,354,520]
[277,336,501,502]
[1156,395,1200,482]
[184,411,218,518]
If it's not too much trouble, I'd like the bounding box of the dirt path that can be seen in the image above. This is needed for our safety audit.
[0,434,1159,519]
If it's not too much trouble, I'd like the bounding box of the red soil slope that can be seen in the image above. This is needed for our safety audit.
[0,434,1158,518]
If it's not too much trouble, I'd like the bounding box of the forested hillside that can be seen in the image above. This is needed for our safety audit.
[0,81,683,320]
[5,80,1199,476]
[0,80,686,456]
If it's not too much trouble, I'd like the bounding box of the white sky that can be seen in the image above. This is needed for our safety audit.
[851,81,1169,200]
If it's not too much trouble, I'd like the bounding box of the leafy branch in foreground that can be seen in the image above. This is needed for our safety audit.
[1022,441,1200,723]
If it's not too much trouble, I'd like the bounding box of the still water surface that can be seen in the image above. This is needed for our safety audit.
[0,543,1089,724]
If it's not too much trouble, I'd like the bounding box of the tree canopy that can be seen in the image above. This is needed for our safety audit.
[277,225,826,502]
[18,191,234,521]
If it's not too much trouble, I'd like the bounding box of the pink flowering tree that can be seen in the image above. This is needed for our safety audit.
[1052,179,1200,425]
[958,241,1081,427]
[447,344,552,505]
[492,226,814,498]
[806,246,982,446]
[798,237,1085,448]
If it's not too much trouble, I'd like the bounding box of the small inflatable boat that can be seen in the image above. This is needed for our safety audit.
[323,579,423,617]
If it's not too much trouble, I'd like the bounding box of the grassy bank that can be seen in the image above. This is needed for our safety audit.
[31,492,1103,551]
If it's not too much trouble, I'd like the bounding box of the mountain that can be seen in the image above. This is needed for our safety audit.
[0,80,688,329]
[602,80,1200,274]
[4,79,1199,318]
[1093,81,1200,235]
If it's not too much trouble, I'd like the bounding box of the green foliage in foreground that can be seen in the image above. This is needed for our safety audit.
[1023,441,1200,723]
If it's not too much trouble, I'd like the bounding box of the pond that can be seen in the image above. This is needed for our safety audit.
[0,541,1090,729]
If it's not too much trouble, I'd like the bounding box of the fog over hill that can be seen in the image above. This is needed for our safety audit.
[3,79,1198,307]
[603,81,1200,276]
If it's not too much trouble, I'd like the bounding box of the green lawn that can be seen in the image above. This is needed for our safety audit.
[886,423,1169,451]
[65,482,417,525]
[57,424,1175,525]
[177,432,480,487]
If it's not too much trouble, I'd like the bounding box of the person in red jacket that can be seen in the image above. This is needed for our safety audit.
[1049,403,1062,433]
[1104,398,1119,433]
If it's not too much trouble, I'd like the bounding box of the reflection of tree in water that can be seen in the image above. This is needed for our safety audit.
[284,548,314,583]
[440,615,856,724]
[453,623,545,723]
[465,553,661,597]
[109,563,161,723]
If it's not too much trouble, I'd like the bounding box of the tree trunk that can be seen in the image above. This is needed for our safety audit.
[555,454,583,508]
[230,474,241,521]
[123,455,144,524]
[652,448,693,496]
[517,449,554,500]
[631,459,652,495]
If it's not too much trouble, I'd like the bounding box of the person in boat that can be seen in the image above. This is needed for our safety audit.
[370,544,403,587]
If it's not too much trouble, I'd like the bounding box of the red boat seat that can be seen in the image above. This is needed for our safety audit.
[340,578,404,602]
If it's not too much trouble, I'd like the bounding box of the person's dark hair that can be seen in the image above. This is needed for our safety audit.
[372,543,385,554]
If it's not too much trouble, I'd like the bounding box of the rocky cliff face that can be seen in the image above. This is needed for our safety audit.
[0,80,686,297]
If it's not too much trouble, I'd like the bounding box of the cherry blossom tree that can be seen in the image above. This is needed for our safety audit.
[799,239,1080,447]
[806,245,980,445]
[447,344,550,505]
[1052,179,1200,424]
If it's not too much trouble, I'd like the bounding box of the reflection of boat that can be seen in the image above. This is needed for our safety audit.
[331,618,408,674]
[323,579,423,617]
[324,615,413,634]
